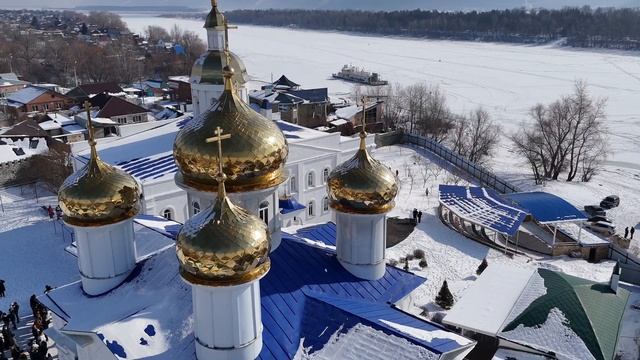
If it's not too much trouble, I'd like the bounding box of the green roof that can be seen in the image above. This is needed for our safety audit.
[502,269,630,360]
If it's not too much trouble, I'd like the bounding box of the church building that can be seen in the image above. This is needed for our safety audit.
[41,1,477,359]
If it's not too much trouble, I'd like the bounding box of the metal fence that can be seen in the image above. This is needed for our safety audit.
[402,133,521,194]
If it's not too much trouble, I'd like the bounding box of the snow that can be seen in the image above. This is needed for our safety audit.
[557,222,609,246]
[379,319,472,347]
[122,16,640,255]
[492,348,550,360]
[0,184,78,311]
[371,145,616,314]
[335,105,360,120]
[616,284,640,360]
[500,308,595,360]
[443,264,535,336]
[0,137,49,164]
[293,324,438,360]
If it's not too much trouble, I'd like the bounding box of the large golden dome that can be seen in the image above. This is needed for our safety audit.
[174,66,288,193]
[59,113,140,227]
[177,160,271,286]
[327,132,398,214]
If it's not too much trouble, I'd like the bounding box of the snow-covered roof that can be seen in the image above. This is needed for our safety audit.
[335,105,360,120]
[62,124,87,135]
[492,348,549,360]
[276,120,331,141]
[439,185,528,237]
[557,222,609,247]
[443,264,535,336]
[6,86,47,104]
[330,119,349,126]
[41,225,474,360]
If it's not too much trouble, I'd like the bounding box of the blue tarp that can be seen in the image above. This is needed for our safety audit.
[439,185,528,237]
[279,197,306,215]
[503,192,587,224]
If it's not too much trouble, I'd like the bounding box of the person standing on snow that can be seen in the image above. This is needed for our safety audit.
[418,211,423,223]
[631,227,636,240]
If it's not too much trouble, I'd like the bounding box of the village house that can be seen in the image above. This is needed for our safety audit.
[75,95,151,138]
[0,118,50,184]
[167,76,192,108]
[0,73,30,98]
[4,86,73,120]
[250,75,330,128]
[65,82,125,104]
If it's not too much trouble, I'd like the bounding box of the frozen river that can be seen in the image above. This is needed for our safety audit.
[122,14,640,167]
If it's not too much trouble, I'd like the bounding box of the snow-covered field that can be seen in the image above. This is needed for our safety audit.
[0,184,79,310]
[123,15,640,249]
[123,15,640,167]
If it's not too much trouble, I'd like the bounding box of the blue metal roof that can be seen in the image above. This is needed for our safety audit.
[279,197,306,215]
[259,235,457,359]
[439,185,528,237]
[503,192,587,224]
[295,222,337,245]
[117,154,178,181]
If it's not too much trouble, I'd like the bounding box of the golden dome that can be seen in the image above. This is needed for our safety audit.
[177,128,271,286]
[191,50,249,86]
[175,65,288,193]
[204,0,224,29]
[327,117,398,215]
[59,105,141,227]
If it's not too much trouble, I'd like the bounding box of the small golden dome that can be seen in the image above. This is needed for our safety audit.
[327,118,398,215]
[191,50,249,86]
[59,105,140,227]
[177,127,270,286]
[204,0,224,29]
[175,65,288,193]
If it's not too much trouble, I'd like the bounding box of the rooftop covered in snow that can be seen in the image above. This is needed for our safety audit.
[438,185,528,237]
[40,224,475,360]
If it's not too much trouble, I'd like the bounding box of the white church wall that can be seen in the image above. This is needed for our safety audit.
[142,180,188,223]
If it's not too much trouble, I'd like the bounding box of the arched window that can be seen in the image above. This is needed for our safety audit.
[290,175,297,193]
[308,201,315,218]
[323,168,330,184]
[322,197,329,213]
[193,201,201,215]
[162,208,174,221]
[307,172,315,189]
[259,201,269,226]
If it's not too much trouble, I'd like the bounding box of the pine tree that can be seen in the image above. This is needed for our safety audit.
[435,280,454,310]
[476,258,488,275]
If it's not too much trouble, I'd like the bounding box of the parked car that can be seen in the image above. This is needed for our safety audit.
[588,216,613,224]
[584,205,606,217]
[585,221,616,236]
[600,195,620,209]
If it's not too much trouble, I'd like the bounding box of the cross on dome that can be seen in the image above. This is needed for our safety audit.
[206,126,232,195]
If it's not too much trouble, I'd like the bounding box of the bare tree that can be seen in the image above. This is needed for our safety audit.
[511,81,608,183]
[450,108,501,165]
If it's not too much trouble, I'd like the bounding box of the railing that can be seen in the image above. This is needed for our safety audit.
[402,133,520,194]
[609,244,640,285]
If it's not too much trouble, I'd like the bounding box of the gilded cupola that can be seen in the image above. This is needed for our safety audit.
[58,102,141,227]
[327,100,398,214]
[176,48,289,193]
[177,127,271,286]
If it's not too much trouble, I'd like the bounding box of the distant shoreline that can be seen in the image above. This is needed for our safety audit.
[76,6,205,13]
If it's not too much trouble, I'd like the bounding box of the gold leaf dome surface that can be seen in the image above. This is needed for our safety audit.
[59,152,141,227]
[177,188,271,286]
[191,50,249,86]
[327,134,398,214]
[174,71,289,193]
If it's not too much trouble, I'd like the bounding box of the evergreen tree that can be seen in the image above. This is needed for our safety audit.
[81,23,88,35]
[476,258,488,275]
[30,16,39,29]
[435,280,454,310]
[419,259,428,269]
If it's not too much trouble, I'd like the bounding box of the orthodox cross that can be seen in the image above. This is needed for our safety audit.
[206,126,232,175]
[360,96,368,133]
[83,101,96,145]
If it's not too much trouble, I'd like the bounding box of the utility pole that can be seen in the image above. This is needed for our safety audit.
[9,54,13,74]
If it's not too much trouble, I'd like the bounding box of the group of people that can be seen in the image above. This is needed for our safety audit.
[0,294,52,360]
[46,206,62,221]
[412,208,423,224]
[624,226,636,240]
